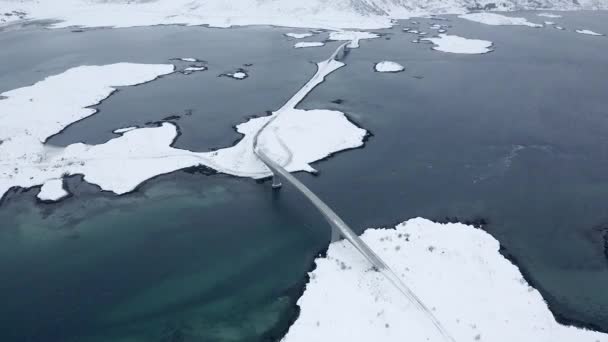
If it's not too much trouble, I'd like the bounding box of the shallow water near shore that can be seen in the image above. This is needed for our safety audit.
[1,11,608,341]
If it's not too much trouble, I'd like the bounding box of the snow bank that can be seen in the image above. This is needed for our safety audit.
[283,218,608,342]
[576,29,604,36]
[460,13,543,27]
[294,42,325,48]
[374,61,405,72]
[421,34,493,54]
[1,55,366,201]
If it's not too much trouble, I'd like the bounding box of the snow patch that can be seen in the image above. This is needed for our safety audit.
[576,29,604,36]
[421,34,493,54]
[294,41,325,48]
[37,178,69,202]
[285,32,314,39]
[537,12,563,18]
[283,218,608,342]
[182,66,207,74]
[177,57,198,62]
[374,61,405,73]
[113,127,137,134]
[459,13,543,27]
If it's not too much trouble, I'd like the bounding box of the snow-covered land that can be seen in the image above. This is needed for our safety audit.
[422,34,493,54]
[283,218,608,342]
[0,52,365,201]
[37,178,69,202]
[576,29,605,35]
[294,42,325,48]
[460,12,543,27]
[285,32,314,39]
[2,0,607,30]
[374,61,405,73]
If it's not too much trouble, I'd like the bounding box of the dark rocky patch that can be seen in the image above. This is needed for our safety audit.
[181,165,217,176]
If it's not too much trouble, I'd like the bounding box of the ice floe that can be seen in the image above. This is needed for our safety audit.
[421,34,493,54]
[283,218,608,342]
[576,29,604,36]
[544,21,555,25]
[177,57,198,62]
[459,13,543,27]
[328,31,379,48]
[374,61,405,73]
[1,54,366,202]
[285,32,314,39]
[294,41,325,48]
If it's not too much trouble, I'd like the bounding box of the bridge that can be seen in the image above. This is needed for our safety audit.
[253,42,456,342]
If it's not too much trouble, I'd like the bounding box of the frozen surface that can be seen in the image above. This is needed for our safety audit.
[421,34,493,54]
[460,13,543,27]
[285,32,314,39]
[374,61,405,72]
[294,41,325,48]
[576,29,604,35]
[283,218,608,342]
[0,55,366,201]
[177,57,198,62]
[328,31,380,48]
[37,178,69,202]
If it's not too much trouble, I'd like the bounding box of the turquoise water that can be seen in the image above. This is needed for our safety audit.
[1,11,608,341]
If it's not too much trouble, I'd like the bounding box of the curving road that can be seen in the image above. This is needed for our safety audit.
[253,42,456,342]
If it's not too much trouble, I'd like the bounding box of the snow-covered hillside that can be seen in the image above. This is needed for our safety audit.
[1,0,608,29]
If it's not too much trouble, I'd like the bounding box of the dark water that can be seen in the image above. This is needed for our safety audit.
[1,10,608,341]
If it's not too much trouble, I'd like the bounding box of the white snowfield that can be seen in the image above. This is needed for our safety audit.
[3,0,606,31]
[283,218,608,342]
[374,61,405,72]
[459,12,543,27]
[422,34,493,54]
[0,60,365,202]
[294,41,325,48]
[576,29,604,35]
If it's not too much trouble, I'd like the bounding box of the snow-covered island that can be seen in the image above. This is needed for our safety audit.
[422,34,493,54]
[374,61,405,73]
[283,218,608,342]
[0,55,366,202]
[294,41,325,48]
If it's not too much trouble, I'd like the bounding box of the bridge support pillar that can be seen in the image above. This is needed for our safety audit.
[271,174,282,189]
